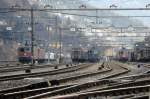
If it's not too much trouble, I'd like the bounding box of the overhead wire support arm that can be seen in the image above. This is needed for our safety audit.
[2,7,150,11]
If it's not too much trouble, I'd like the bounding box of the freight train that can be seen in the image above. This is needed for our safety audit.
[134,42,150,62]
[116,41,150,62]
[71,47,99,63]
[116,47,135,62]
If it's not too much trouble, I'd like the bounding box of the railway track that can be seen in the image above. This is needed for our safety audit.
[130,95,149,99]
[0,63,108,97]
[0,63,92,81]
[47,84,150,99]
[0,84,75,99]
[109,94,135,99]
[0,61,18,65]
[55,62,130,85]
[0,63,71,73]
[0,62,132,99]
[0,64,105,89]
[0,63,105,94]
[0,63,104,90]
[83,76,150,92]
[43,74,150,99]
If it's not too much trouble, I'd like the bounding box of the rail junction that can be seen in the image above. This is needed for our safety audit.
[1,0,150,99]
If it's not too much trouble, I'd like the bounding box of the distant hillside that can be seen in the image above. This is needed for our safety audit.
[0,0,30,8]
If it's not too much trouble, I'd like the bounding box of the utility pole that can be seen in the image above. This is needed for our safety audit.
[31,8,34,66]
[55,16,62,64]
[59,27,62,64]
[55,16,59,63]
[120,27,123,48]
[96,9,98,24]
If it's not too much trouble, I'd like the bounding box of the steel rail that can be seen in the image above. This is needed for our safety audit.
[130,95,149,99]
[0,84,74,99]
[0,63,92,81]
[48,84,150,99]
[0,63,67,73]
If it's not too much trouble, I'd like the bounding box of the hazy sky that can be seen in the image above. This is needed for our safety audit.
[88,0,150,26]
[89,0,150,8]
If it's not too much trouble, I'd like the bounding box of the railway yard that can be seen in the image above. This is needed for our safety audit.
[1,0,150,99]
[0,61,150,99]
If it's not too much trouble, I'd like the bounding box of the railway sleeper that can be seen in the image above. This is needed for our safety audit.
[121,91,129,96]
[131,95,149,99]
[70,89,76,93]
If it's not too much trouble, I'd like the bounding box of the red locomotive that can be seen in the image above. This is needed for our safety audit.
[17,46,32,63]
[17,46,46,64]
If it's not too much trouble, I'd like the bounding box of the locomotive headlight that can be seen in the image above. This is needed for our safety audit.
[145,43,149,46]
[24,53,27,56]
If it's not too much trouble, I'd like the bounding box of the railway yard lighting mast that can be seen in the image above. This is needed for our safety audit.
[30,7,34,66]
[44,5,53,64]
[46,26,52,64]
[55,13,62,64]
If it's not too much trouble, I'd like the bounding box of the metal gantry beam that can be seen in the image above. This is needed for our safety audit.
[2,7,150,11]
[3,13,150,18]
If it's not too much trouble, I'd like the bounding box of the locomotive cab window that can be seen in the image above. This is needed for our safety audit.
[18,48,25,52]
[25,47,31,52]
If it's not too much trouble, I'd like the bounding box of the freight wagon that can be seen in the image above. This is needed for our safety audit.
[71,47,99,63]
